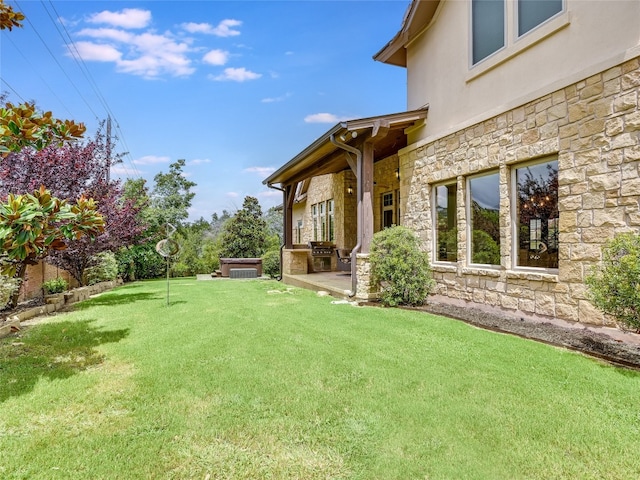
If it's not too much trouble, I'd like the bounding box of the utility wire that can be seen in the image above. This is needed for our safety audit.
[43,0,142,180]
[0,33,75,117]
[12,0,100,120]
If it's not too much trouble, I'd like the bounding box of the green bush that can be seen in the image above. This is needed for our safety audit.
[85,251,119,285]
[262,249,281,278]
[116,244,166,281]
[586,232,640,330]
[42,277,68,295]
[370,226,435,307]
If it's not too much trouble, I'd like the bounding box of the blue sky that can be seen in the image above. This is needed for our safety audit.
[1,0,410,220]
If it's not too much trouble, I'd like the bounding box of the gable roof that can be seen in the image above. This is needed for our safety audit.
[263,108,428,188]
[374,0,441,67]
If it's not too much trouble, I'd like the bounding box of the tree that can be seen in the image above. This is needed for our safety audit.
[0,187,104,308]
[0,0,24,31]
[1,3,85,156]
[219,196,267,258]
[149,159,196,229]
[0,130,145,284]
[1,102,86,157]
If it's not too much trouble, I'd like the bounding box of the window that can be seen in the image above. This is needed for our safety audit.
[469,172,501,265]
[296,219,303,244]
[312,204,319,241]
[382,192,395,229]
[518,0,563,36]
[311,200,335,242]
[514,158,558,269]
[434,183,458,262]
[320,202,327,240]
[471,0,565,66]
[328,199,335,242]
[472,0,505,64]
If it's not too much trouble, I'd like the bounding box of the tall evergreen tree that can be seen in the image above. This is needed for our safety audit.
[219,196,267,258]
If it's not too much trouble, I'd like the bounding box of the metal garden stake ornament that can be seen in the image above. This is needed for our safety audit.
[155,223,179,306]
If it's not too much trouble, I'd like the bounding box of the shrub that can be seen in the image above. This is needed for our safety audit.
[116,244,166,281]
[262,249,281,278]
[586,232,640,330]
[42,277,68,295]
[85,251,119,285]
[370,226,435,307]
[0,275,21,310]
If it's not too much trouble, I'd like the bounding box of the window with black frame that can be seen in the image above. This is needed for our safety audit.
[515,158,559,269]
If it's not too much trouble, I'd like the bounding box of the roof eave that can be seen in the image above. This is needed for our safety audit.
[263,108,428,187]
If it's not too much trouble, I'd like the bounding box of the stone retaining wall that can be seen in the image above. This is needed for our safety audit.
[0,280,122,339]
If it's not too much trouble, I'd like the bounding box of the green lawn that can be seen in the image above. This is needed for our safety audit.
[1,278,639,479]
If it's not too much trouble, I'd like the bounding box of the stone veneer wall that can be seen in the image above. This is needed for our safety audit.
[401,57,640,326]
[292,172,357,250]
[372,154,402,230]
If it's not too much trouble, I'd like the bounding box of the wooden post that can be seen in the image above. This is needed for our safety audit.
[361,141,375,253]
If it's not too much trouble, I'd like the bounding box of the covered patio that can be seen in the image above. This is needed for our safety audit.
[263,108,428,299]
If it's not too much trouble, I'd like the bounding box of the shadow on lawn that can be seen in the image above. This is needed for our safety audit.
[74,291,161,309]
[0,319,129,403]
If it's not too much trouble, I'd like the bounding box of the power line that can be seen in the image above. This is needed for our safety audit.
[12,0,100,119]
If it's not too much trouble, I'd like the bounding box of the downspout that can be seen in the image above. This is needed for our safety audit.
[266,183,285,281]
[330,133,361,297]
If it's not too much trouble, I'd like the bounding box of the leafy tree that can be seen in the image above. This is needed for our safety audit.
[1,102,86,157]
[586,232,640,331]
[1,4,84,157]
[149,159,196,229]
[116,244,166,281]
[219,196,267,258]
[370,226,435,307]
[172,223,218,276]
[0,187,104,308]
[0,0,24,31]
[0,130,145,285]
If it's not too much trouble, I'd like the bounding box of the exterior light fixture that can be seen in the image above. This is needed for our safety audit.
[395,168,400,180]
[347,185,353,195]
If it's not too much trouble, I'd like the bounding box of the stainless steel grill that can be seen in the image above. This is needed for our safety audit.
[308,241,335,256]
[308,241,334,272]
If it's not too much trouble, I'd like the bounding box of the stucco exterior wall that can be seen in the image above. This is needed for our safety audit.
[407,0,640,146]
[402,56,640,325]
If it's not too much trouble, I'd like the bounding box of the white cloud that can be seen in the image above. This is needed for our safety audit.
[244,166,275,176]
[182,19,241,37]
[212,19,242,37]
[210,67,261,82]
[304,113,352,124]
[74,28,194,78]
[226,191,240,198]
[261,92,292,103]
[189,158,212,165]
[73,41,122,62]
[77,27,133,43]
[133,155,171,165]
[202,49,229,66]
[88,8,151,29]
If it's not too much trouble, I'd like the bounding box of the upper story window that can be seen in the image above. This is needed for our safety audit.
[518,0,563,36]
[471,0,565,66]
[472,0,505,65]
